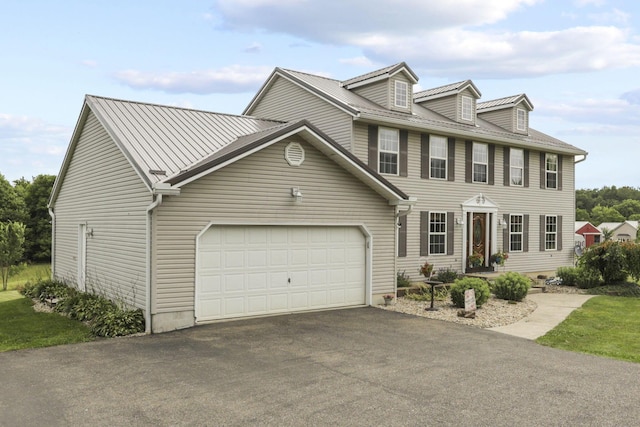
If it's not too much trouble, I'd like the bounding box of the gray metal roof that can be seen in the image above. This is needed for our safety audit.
[341,62,418,87]
[477,94,534,112]
[86,95,283,186]
[413,80,481,101]
[251,68,586,156]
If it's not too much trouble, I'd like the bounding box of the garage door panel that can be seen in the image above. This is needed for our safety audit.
[196,226,366,321]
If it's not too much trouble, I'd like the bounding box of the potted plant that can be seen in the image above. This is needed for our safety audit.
[418,260,433,278]
[490,251,509,266]
[468,252,484,268]
[383,294,394,306]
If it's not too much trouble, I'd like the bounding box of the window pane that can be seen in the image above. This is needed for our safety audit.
[546,154,557,171]
[431,159,446,179]
[473,164,487,183]
[395,81,408,107]
[379,129,398,152]
[473,144,487,163]
[511,149,524,167]
[462,96,472,121]
[510,234,523,251]
[430,137,446,158]
[510,214,524,252]
[379,153,398,174]
[546,173,557,189]
[429,212,446,254]
[429,235,445,254]
[511,168,523,186]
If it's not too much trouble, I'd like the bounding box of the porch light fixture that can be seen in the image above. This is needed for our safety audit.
[497,218,508,229]
[291,187,303,203]
[455,217,464,226]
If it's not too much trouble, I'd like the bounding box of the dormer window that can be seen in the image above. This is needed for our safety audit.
[516,108,526,131]
[395,81,408,108]
[461,95,473,121]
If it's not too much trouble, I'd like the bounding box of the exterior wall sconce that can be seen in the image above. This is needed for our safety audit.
[455,217,464,226]
[86,228,94,238]
[497,218,508,229]
[291,187,303,203]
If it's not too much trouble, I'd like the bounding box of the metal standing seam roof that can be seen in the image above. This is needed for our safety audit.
[340,62,418,87]
[477,94,534,112]
[261,68,586,156]
[413,80,481,100]
[86,95,284,186]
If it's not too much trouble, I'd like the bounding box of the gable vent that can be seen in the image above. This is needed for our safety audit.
[285,142,305,166]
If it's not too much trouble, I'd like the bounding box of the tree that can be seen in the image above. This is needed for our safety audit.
[613,199,640,219]
[576,208,590,221]
[0,222,26,291]
[0,173,27,224]
[23,175,56,262]
[590,205,625,225]
[601,228,614,242]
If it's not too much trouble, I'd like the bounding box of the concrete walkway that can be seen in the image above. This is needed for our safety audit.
[489,292,595,339]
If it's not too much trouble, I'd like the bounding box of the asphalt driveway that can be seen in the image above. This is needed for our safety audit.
[1,307,639,426]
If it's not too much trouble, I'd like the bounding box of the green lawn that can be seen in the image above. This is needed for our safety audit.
[5,263,51,291]
[537,296,640,363]
[0,290,93,352]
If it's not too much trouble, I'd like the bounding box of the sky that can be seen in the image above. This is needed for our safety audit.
[1,0,639,190]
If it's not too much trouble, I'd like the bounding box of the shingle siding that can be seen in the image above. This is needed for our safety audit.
[153,138,396,313]
[52,111,150,309]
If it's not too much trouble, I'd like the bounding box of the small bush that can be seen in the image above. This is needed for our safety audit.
[450,277,490,308]
[492,272,531,302]
[579,241,628,284]
[575,267,603,289]
[91,306,145,337]
[397,271,412,288]
[556,267,579,287]
[434,268,459,284]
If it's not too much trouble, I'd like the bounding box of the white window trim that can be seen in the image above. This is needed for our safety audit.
[394,81,408,108]
[516,108,526,131]
[461,95,473,121]
[545,215,558,251]
[546,153,558,189]
[378,127,399,176]
[429,135,447,180]
[510,148,524,187]
[472,142,488,184]
[429,211,447,255]
[509,214,524,252]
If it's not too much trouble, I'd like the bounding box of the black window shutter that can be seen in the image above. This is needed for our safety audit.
[523,214,529,252]
[399,130,408,177]
[420,211,429,256]
[503,147,510,186]
[488,144,495,185]
[421,134,429,179]
[540,152,546,189]
[557,215,563,250]
[398,215,407,257]
[539,215,546,251]
[447,212,454,255]
[503,213,509,252]
[524,150,530,188]
[447,137,455,181]
[368,125,378,171]
[557,155,563,191]
[465,140,472,183]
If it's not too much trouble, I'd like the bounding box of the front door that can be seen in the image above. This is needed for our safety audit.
[469,213,487,268]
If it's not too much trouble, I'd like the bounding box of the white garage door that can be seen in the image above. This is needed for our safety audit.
[196,225,366,322]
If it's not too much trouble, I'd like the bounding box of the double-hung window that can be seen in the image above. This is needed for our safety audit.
[378,128,399,175]
[545,215,557,250]
[429,212,447,255]
[461,96,473,121]
[510,148,524,186]
[546,154,558,189]
[472,142,488,183]
[516,108,526,131]
[395,81,408,108]
[430,135,447,179]
[510,214,523,252]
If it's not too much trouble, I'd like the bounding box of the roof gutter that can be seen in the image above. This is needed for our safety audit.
[574,153,588,164]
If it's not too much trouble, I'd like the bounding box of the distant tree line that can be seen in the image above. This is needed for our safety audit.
[577,186,640,225]
[0,172,55,263]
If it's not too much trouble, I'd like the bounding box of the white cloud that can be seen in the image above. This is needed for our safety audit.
[588,8,630,24]
[338,56,374,67]
[112,65,273,94]
[621,89,640,105]
[536,95,640,129]
[81,59,98,68]
[244,42,262,53]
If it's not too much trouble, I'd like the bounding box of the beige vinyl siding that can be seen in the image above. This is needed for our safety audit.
[353,81,389,109]
[353,122,575,279]
[53,111,150,309]
[249,76,354,150]
[478,109,514,132]
[153,138,396,313]
[416,94,457,122]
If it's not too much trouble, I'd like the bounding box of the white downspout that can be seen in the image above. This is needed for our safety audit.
[393,197,417,295]
[48,207,55,279]
[145,194,163,334]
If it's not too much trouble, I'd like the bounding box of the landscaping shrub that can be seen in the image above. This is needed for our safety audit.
[575,267,603,289]
[405,284,449,302]
[621,242,640,282]
[397,270,412,288]
[556,267,579,287]
[579,241,628,284]
[434,268,459,284]
[450,277,490,308]
[492,272,530,302]
[20,278,145,337]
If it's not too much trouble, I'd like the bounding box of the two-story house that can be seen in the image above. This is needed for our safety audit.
[244,62,588,280]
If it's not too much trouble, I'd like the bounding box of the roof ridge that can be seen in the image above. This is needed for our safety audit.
[477,94,525,106]
[85,94,283,124]
[278,68,340,83]
[413,80,470,97]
